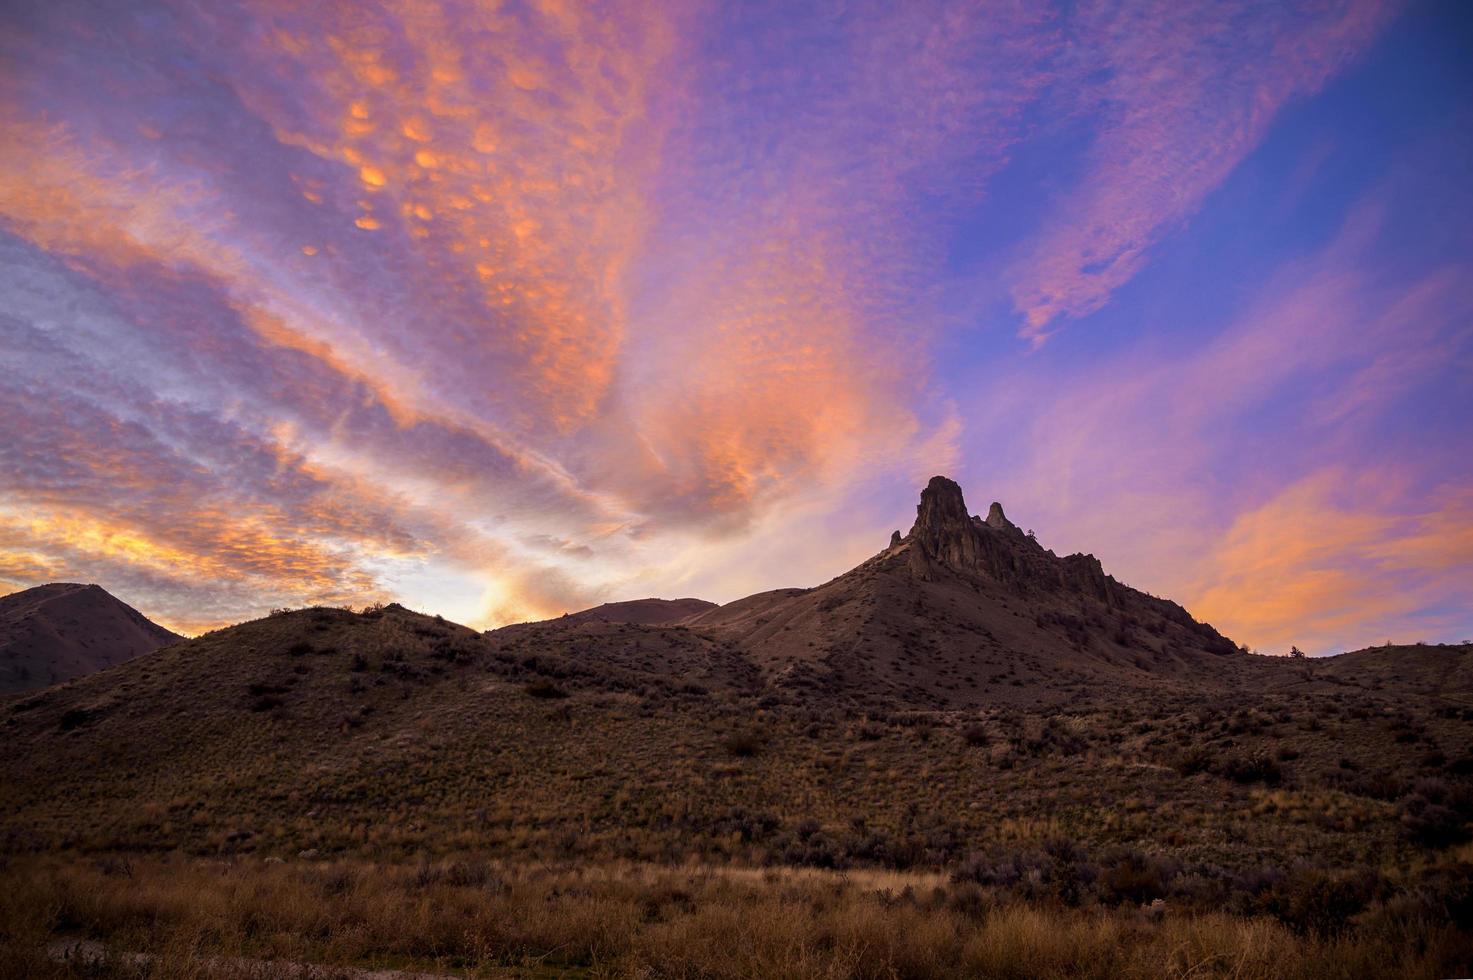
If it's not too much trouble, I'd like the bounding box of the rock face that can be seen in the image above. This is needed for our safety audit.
[908,476,988,569]
[903,476,1127,605]
[906,476,1029,585]
[0,583,181,693]
[684,474,1241,707]
[985,501,1017,533]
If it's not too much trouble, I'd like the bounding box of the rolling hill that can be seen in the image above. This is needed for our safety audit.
[0,583,181,694]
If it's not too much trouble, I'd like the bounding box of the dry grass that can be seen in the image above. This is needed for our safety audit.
[4,608,1470,976]
[3,605,1468,876]
[1,855,1469,979]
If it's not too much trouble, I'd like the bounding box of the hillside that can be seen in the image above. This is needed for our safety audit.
[3,479,1470,881]
[0,583,181,694]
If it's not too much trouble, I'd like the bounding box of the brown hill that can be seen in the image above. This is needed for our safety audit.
[0,583,181,694]
[1,478,1469,877]
[2,477,1470,978]
[506,597,717,630]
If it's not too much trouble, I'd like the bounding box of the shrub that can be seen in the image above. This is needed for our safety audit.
[1098,848,1175,905]
[1401,795,1470,848]
[961,725,989,747]
[1217,751,1282,785]
[57,708,91,732]
[953,841,1098,907]
[525,680,568,699]
[1258,867,1383,936]
[716,806,780,842]
[721,731,764,758]
[1173,745,1211,776]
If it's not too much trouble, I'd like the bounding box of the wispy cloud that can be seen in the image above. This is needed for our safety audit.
[1189,471,1473,652]
[962,171,1473,653]
[1009,0,1400,343]
[0,0,1460,652]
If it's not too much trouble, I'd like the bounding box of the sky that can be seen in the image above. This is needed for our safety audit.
[1,0,1469,655]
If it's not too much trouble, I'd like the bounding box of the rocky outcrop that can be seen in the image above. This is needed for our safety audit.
[906,476,1024,584]
[902,477,1126,606]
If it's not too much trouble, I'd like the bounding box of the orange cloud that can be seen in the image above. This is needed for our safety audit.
[1187,471,1473,654]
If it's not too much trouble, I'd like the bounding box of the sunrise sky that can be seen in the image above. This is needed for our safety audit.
[1,0,1469,654]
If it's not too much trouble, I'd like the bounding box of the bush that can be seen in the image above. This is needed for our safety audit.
[716,806,780,842]
[1401,796,1470,848]
[1217,751,1282,785]
[1098,848,1175,905]
[524,680,568,699]
[961,725,989,747]
[1258,867,1383,936]
[953,840,1098,907]
[1173,745,1211,776]
[57,708,91,732]
[721,731,764,758]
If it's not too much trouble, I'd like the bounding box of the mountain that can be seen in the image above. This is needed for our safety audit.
[0,583,181,694]
[1,478,1468,873]
[681,476,1243,707]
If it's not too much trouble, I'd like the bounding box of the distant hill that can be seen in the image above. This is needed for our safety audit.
[508,597,717,630]
[0,583,181,694]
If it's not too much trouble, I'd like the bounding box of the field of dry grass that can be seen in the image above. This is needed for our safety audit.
[5,605,1471,975]
[3,854,1470,978]
[4,607,1469,872]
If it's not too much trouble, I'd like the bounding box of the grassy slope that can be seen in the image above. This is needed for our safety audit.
[3,605,1469,877]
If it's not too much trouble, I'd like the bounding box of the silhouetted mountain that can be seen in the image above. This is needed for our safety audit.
[684,475,1240,707]
[2,479,1468,871]
[0,583,181,694]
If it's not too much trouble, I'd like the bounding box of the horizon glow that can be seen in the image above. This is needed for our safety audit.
[1,0,1469,655]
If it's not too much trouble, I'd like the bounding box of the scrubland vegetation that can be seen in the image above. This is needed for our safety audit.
[2,853,1470,978]
[4,606,1471,975]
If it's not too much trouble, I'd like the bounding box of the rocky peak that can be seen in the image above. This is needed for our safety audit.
[911,476,974,537]
[907,476,991,572]
[901,477,1111,603]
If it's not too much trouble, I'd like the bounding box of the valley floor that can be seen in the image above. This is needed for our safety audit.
[2,853,1470,979]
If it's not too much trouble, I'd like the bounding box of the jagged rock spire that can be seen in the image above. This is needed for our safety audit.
[900,476,1121,604]
[911,476,972,536]
[908,476,985,569]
